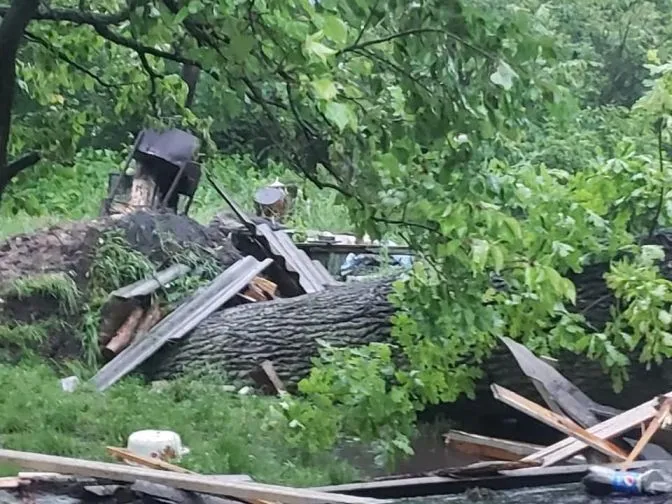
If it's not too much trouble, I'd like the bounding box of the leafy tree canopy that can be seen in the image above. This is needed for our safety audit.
[3,0,672,463]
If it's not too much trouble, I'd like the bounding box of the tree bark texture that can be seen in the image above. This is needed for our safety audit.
[146,280,395,384]
[0,0,40,198]
[147,232,672,421]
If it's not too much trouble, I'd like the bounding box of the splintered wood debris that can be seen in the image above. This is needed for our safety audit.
[0,449,386,504]
[431,339,672,492]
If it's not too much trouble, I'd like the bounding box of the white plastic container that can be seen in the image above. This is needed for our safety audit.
[126,430,190,462]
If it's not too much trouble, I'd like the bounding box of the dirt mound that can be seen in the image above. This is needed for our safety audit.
[0,211,240,365]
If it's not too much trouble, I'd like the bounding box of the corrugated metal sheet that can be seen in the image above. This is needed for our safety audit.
[109,264,192,299]
[90,256,273,391]
[254,223,339,293]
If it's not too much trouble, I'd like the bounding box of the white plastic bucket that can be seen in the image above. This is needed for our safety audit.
[126,430,190,462]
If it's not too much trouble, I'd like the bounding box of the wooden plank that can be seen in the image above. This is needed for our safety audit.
[523,390,672,466]
[106,446,195,474]
[0,449,383,504]
[439,460,539,477]
[313,461,659,499]
[260,360,286,394]
[443,430,585,464]
[0,477,21,489]
[622,397,672,468]
[491,385,629,461]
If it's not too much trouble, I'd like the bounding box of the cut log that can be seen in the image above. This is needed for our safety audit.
[103,307,145,359]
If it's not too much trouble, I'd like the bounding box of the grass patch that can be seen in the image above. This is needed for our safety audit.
[0,364,359,486]
[0,322,48,347]
[0,150,354,239]
[2,272,80,314]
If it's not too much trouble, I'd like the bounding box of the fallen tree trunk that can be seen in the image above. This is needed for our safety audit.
[147,280,395,384]
[147,239,672,422]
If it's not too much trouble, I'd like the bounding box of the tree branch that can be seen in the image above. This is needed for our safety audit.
[338,27,496,61]
[24,30,118,88]
[0,1,144,25]
[5,152,40,180]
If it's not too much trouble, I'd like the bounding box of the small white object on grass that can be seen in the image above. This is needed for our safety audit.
[60,376,80,393]
[126,430,190,462]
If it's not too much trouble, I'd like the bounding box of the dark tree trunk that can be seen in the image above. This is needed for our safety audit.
[0,0,40,199]
[147,231,672,421]
[146,280,395,383]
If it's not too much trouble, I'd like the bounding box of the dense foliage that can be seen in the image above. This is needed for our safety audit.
[3,0,672,468]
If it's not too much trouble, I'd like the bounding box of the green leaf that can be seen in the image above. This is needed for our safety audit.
[230,34,255,62]
[641,245,665,265]
[490,60,518,91]
[312,78,338,100]
[325,102,357,132]
[471,239,490,271]
[304,32,337,62]
[322,15,348,45]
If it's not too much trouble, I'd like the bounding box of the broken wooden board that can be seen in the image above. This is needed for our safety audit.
[0,477,21,489]
[443,430,586,464]
[252,277,278,298]
[106,446,195,474]
[312,461,660,499]
[0,449,385,504]
[436,460,539,477]
[523,390,672,466]
[491,384,629,461]
[622,397,672,467]
[499,336,620,425]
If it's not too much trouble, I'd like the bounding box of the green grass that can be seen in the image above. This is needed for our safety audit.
[0,363,360,486]
[2,272,80,314]
[0,149,354,239]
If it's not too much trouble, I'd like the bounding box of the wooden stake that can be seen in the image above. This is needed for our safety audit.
[260,360,286,394]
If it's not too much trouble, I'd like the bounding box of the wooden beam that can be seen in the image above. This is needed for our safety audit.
[0,449,384,504]
[491,385,629,461]
[443,430,585,464]
[523,390,672,466]
[621,397,672,468]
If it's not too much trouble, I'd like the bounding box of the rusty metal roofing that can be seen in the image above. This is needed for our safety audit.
[254,223,339,293]
[90,256,273,391]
